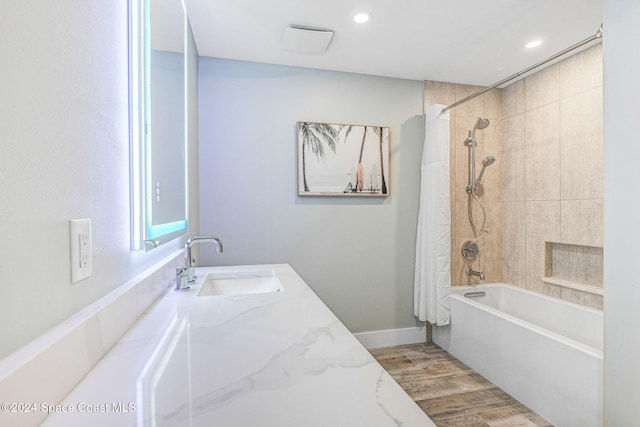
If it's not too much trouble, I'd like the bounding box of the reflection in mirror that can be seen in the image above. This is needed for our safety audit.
[130,0,189,251]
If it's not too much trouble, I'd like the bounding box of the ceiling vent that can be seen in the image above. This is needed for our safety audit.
[281,25,334,55]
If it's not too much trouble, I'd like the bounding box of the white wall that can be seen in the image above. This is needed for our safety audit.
[198,58,424,333]
[603,0,640,423]
[0,1,199,358]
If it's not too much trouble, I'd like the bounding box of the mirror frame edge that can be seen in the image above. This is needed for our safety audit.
[129,0,190,251]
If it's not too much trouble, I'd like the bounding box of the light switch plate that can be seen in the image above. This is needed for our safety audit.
[70,219,91,283]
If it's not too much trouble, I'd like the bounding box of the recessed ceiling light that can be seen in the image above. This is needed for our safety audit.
[526,40,543,49]
[353,12,371,24]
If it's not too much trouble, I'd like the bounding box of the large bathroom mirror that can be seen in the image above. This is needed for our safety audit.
[130,0,189,251]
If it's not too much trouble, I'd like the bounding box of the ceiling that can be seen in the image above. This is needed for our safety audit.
[185,0,603,87]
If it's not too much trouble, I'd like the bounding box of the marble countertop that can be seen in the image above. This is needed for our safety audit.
[44,264,435,426]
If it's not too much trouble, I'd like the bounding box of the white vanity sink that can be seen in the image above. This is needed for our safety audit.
[197,270,285,296]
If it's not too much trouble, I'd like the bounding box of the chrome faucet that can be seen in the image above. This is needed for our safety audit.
[175,266,188,291]
[466,268,485,281]
[175,235,224,291]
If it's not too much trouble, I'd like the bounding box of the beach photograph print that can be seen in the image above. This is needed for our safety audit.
[297,121,390,196]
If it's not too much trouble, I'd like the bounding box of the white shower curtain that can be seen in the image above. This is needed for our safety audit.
[414,104,451,325]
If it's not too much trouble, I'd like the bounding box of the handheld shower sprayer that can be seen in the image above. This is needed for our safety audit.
[476,155,496,187]
[482,155,496,166]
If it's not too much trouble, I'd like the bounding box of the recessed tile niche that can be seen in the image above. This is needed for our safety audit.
[543,242,604,296]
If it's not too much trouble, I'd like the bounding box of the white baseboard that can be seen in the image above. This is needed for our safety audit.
[354,326,427,349]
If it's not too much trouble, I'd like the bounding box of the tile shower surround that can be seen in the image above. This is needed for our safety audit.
[425,44,603,310]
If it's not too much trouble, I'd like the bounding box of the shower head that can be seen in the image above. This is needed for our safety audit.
[471,118,490,140]
[474,118,490,131]
[482,155,496,167]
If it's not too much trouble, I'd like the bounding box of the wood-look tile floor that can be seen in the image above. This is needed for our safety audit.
[369,343,553,427]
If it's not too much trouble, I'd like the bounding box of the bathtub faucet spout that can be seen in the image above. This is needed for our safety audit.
[466,268,485,281]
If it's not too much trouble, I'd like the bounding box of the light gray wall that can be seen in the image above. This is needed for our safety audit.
[198,58,424,333]
[0,2,200,358]
[603,0,640,423]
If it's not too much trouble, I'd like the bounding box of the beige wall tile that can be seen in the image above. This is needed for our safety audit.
[476,201,504,283]
[525,201,561,293]
[525,63,560,110]
[454,84,485,118]
[424,80,457,108]
[560,287,587,306]
[441,48,603,310]
[452,116,469,203]
[582,293,603,311]
[502,79,525,119]
[485,88,503,120]
[525,103,561,200]
[544,242,554,277]
[481,119,503,202]
[559,44,603,99]
[559,287,603,310]
[451,201,470,286]
[569,245,604,287]
[560,87,604,200]
[560,199,604,247]
[546,241,603,288]
[543,282,562,299]
[450,213,461,286]
[503,201,526,287]
[551,243,571,279]
[435,43,602,313]
[502,114,526,201]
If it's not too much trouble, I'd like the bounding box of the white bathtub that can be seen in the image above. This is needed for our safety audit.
[433,283,603,427]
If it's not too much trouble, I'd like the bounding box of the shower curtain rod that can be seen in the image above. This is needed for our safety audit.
[441,25,603,113]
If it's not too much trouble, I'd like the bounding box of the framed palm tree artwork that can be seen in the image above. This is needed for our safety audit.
[297,121,390,196]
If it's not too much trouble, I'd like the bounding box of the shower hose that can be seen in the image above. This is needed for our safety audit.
[468,190,489,242]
